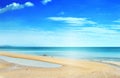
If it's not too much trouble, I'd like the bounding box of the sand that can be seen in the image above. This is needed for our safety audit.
[0,52,120,78]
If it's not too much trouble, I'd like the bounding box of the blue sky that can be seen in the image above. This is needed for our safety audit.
[0,0,120,47]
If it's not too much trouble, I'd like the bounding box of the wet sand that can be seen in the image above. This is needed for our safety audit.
[0,52,120,78]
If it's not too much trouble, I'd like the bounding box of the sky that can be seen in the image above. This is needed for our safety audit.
[0,0,120,47]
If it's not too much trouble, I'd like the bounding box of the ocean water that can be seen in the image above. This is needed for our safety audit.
[0,47,120,61]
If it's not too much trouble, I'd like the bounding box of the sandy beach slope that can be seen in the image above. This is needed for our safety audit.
[0,52,120,78]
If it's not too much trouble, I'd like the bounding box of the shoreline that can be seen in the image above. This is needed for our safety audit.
[1,52,120,78]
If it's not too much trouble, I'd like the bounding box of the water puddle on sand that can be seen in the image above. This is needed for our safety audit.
[0,56,62,68]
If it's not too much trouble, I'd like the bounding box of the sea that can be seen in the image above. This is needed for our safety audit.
[0,47,120,61]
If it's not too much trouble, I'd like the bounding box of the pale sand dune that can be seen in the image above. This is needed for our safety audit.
[0,52,120,78]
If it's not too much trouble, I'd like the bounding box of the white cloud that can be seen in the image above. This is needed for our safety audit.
[48,17,97,26]
[42,0,52,5]
[110,19,120,30]
[25,2,34,7]
[113,19,120,23]
[0,2,34,13]
[80,27,118,34]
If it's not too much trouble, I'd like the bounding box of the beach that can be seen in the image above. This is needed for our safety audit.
[0,52,120,78]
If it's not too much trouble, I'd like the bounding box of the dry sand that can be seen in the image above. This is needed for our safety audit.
[0,52,120,78]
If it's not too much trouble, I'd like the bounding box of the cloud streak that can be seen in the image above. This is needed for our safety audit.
[113,19,120,23]
[0,2,34,13]
[48,17,97,26]
[42,0,52,5]
[0,26,119,47]
[0,18,120,47]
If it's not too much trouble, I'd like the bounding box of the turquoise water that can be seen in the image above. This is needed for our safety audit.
[0,47,120,61]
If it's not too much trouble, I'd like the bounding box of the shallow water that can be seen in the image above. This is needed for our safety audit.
[0,56,62,68]
[0,47,120,61]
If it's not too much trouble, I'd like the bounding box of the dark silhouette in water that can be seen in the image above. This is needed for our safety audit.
[43,54,47,56]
